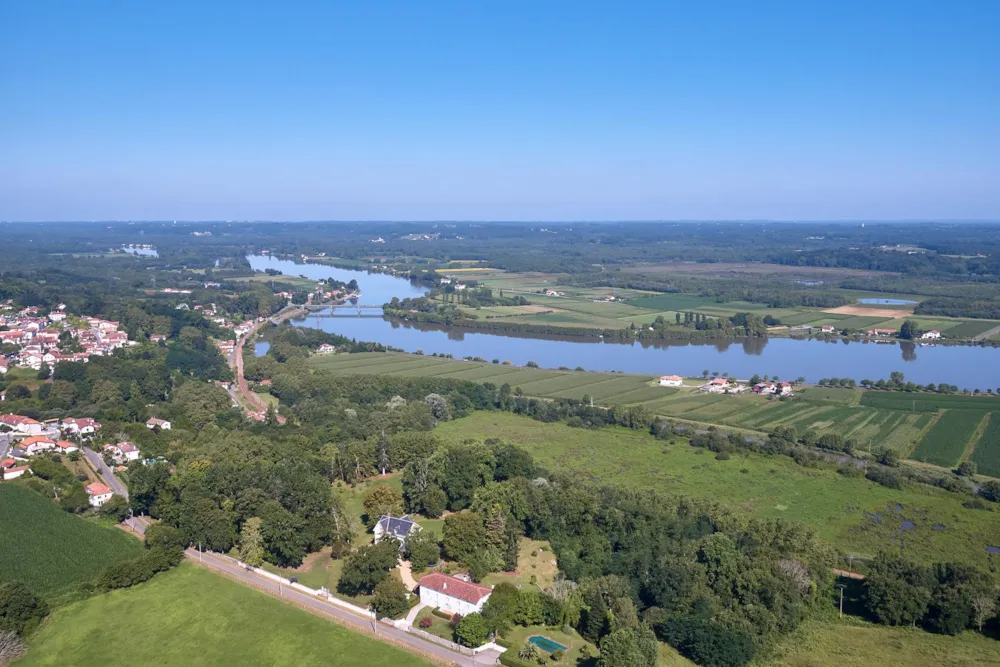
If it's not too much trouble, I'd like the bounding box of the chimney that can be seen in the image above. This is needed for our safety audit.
[442,582,447,590]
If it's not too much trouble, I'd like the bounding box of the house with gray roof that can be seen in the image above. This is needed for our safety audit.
[373,514,421,550]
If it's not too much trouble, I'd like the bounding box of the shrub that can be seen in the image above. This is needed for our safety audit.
[866,467,902,489]
[455,612,489,647]
[432,607,453,620]
[419,616,433,629]
[0,582,49,636]
[838,464,864,478]
[715,451,731,461]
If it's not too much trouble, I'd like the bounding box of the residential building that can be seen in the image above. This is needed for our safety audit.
[85,482,114,507]
[146,418,171,430]
[62,417,101,435]
[418,573,492,616]
[373,515,421,550]
[55,441,80,453]
[921,330,942,340]
[659,375,683,387]
[3,464,30,481]
[103,442,141,463]
[19,436,57,455]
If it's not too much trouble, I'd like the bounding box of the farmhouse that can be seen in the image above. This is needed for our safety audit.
[659,375,683,387]
[373,515,421,550]
[921,330,942,340]
[418,573,493,616]
[146,417,171,430]
[85,482,114,507]
[2,464,30,481]
[820,325,837,333]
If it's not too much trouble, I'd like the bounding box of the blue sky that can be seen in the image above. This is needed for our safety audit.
[2,1,998,221]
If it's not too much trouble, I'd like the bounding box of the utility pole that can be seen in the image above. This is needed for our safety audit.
[837,584,847,618]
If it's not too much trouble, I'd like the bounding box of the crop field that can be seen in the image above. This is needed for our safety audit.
[939,320,1000,338]
[19,565,431,667]
[0,484,143,596]
[910,411,987,467]
[435,412,1000,570]
[861,392,1000,412]
[970,414,1000,476]
[625,294,723,311]
[827,315,896,330]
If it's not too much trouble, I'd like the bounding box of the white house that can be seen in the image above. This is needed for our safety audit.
[659,375,683,387]
[62,417,101,435]
[104,442,141,463]
[85,482,114,507]
[146,418,171,430]
[0,358,7,374]
[418,573,492,616]
[3,465,30,481]
[0,415,44,435]
[921,330,942,340]
[55,441,80,454]
[373,515,421,550]
[19,437,58,455]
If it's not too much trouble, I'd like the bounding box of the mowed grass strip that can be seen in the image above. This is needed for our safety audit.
[970,412,1000,477]
[911,410,987,467]
[0,484,143,596]
[19,564,431,667]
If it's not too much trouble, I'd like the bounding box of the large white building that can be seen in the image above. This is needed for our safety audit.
[373,515,421,550]
[85,482,114,507]
[659,375,683,387]
[417,573,492,616]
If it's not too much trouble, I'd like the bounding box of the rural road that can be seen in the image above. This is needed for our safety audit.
[83,446,150,534]
[229,309,304,424]
[186,549,501,666]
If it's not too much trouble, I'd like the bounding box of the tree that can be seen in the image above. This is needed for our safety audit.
[889,370,906,384]
[145,524,188,551]
[482,582,519,634]
[515,589,544,626]
[371,577,410,620]
[258,500,307,567]
[864,552,932,626]
[972,591,997,632]
[0,582,49,636]
[362,484,403,529]
[443,511,486,563]
[337,540,400,596]
[454,612,490,647]
[898,321,917,340]
[238,517,266,567]
[956,461,977,477]
[58,483,90,513]
[0,630,27,664]
[598,625,658,667]
[518,641,540,662]
[424,393,450,421]
[100,495,131,523]
[404,530,440,572]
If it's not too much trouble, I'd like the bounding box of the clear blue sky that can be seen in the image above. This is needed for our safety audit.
[2,0,998,221]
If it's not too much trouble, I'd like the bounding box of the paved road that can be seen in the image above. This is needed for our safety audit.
[974,324,1000,341]
[0,434,12,460]
[83,446,150,534]
[186,549,501,666]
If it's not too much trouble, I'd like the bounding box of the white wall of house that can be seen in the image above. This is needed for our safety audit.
[418,587,489,616]
[88,491,113,507]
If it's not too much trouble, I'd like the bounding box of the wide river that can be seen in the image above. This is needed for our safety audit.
[248,255,1000,389]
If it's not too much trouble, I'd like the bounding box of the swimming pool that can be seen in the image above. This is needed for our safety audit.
[529,636,568,653]
[857,298,918,305]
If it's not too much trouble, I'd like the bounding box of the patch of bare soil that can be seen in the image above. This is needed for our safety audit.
[823,305,912,318]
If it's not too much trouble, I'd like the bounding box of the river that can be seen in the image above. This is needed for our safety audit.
[247,255,1000,389]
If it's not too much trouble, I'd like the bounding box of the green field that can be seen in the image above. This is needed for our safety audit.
[761,618,1000,667]
[625,294,723,311]
[311,352,663,404]
[435,412,1000,570]
[0,484,144,596]
[860,392,1000,412]
[970,414,1000,476]
[940,320,1000,338]
[19,564,431,667]
[910,411,987,467]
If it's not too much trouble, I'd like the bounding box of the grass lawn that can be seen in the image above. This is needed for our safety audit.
[482,538,559,590]
[20,564,431,667]
[503,625,599,664]
[0,484,144,597]
[434,413,1000,572]
[413,608,455,641]
[760,618,1000,667]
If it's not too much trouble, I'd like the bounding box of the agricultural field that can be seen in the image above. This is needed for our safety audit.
[434,412,1000,571]
[970,414,1000,477]
[0,484,144,596]
[311,352,661,404]
[19,564,432,667]
[910,411,987,467]
[624,293,723,311]
[939,320,1000,338]
[861,392,1000,413]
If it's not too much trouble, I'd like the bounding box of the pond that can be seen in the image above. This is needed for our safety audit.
[529,636,568,653]
[250,256,1000,389]
[857,298,918,305]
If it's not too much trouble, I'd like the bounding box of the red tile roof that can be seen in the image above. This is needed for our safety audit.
[418,573,492,605]
[85,482,112,496]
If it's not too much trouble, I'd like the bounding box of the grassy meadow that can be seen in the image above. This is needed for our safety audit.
[434,412,1000,571]
[18,564,432,667]
[0,484,144,597]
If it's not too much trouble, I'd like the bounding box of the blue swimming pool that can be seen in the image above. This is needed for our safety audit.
[529,636,568,653]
